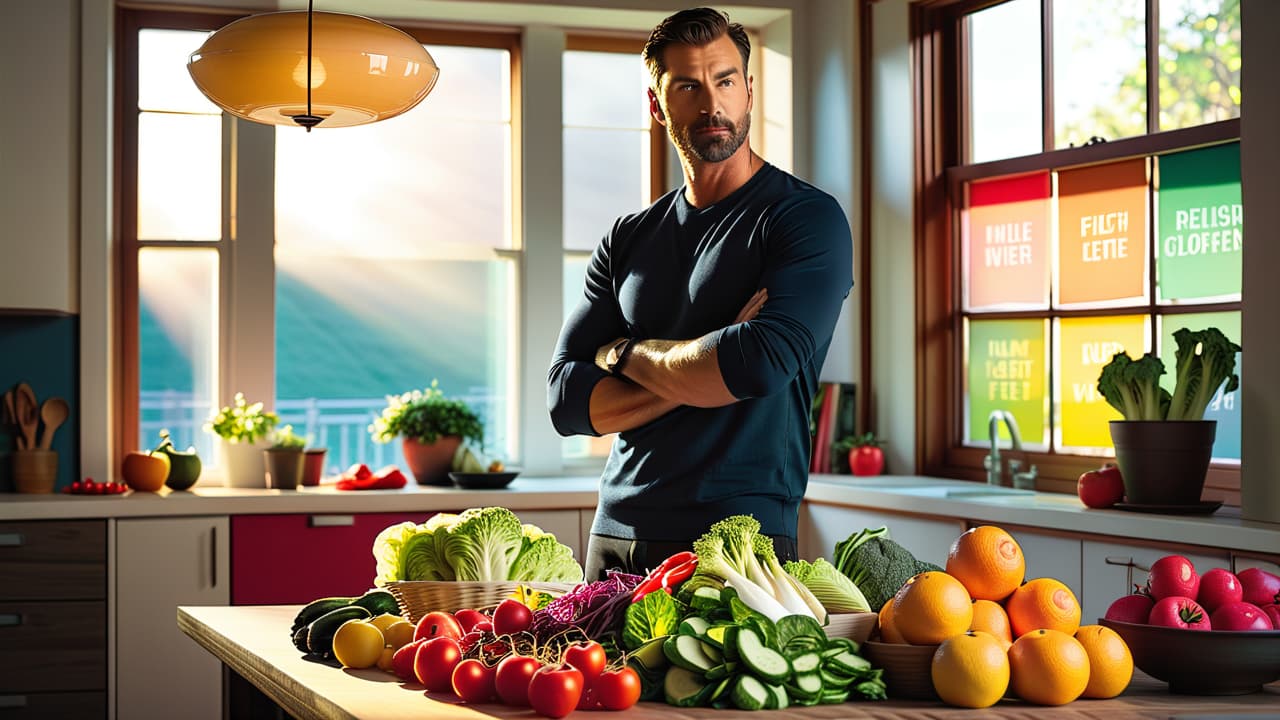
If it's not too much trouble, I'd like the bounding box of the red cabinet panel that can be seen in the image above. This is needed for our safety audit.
[231,512,438,605]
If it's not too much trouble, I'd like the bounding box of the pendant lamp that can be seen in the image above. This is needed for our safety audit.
[187,1,439,131]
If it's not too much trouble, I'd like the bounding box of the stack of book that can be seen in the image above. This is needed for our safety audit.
[809,382,857,474]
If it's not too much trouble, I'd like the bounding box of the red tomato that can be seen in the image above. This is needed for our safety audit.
[594,667,641,711]
[562,641,606,687]
[1238,567,1280,607]
[1148,596,1211,630]
[453,608,488,633]
[1077,464,1125,508]
[451,658,497,703]
[1210,601,1273,631]
[848,445,884,476]
[528,664,583,719]
[391,638,425,683]
[414,611,464,642]
[1146,555,1200,600]
[492,598,533,635]
[494,655,541,706]
[1261,603,1280,629]
[414,636,462,692]
[1198,568,1244,613]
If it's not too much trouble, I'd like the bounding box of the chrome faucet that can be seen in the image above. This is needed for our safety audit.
[985,410,1038,489]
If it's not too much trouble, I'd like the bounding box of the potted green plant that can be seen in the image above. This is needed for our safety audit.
[204,393,279,488]
[1097,327,1240,506]
[264,424,306,490]
[369,380,484,486]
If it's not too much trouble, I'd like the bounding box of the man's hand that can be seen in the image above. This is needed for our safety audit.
[734,288,768,324]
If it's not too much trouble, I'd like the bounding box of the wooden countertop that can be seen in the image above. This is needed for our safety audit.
[178,605,1280,719]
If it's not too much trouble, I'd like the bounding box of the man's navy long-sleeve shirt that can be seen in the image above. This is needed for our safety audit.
[547,163,853,542]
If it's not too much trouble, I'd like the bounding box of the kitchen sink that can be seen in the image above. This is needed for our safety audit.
[889,485,1036,499]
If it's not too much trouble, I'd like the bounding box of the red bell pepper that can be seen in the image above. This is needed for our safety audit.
[336,464,406,490]
[631,551,697,602]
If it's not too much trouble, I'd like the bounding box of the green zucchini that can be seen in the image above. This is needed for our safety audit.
[767,682,789,710]
[690,586,722,611]
[827,651,871,676]
[702,641,723,665]
[787,672,822,701]
[735,627,791,684]
[291,625,311,653]
[290,596,356,633]
[679,616,711,637]
[820,688,851,705]
[720,626,740,663]
[790,652,821,674]
[705,662,739,681]
[350,589,400,617]
[706,675,734,704]
[663,634,716,673]
[702,624,728,649]
[306,605,371,657]
[663,666,709,707]
[731,674,770,711]
[820,666,854,688]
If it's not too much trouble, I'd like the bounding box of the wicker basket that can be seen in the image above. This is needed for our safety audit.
[386,581,579,624]
[862,640,939,700]
[824,612,878,645]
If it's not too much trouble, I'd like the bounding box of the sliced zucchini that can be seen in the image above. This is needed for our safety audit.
[702,640,723,665]
[820,666,854,689]
[679,616,711,637]
[705,662,739,682]
[720,626,740,663]
[767,683,789,710]
[707,675,734,704]
[663,633,716,673]
[790,652,821,674]
[820,646,846,660]
[731,674,770,711]
[663,666,709,707]
[735,627,791,684]
[690,585,723,611]
[820,688,851,705]
[702,624,728,649]
[787,672,822,700]
[827,650,871,676]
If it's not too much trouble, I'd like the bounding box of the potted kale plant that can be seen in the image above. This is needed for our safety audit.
[1097,327,1240,507]
[369,380,484,486]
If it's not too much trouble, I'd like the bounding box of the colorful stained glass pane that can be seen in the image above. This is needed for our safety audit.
[964,173,1051,310]
[1057,159,1149,306]
[1156,142,1242,302]
[1157,311,1241,460]
[1057,316,1148,449]
[967,319,1048,447]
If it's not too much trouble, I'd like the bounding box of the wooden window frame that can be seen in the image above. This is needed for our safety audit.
[911,0,1244,504]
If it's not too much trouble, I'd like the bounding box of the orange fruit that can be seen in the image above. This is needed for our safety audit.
[931,631,1010,708]
[1007,629,1090,705]
[1074,625,1133,699]
[891,571,973,645]
[946,526,1025,601]
[969,599,1013,650]
[1005,577,1081,638]
[878,599,905,643]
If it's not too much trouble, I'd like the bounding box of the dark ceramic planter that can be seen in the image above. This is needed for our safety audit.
[263,449,304,490]
[1109,420,1216,505]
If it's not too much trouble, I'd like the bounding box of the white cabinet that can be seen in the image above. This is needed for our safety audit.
[115,517,229,720]
[1001,528,1082,607]
[518,510,583,563]
[800,503,965,568]
[1080,540,1228,626]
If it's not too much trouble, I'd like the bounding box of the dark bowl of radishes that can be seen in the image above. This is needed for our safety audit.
[1100,557,1280,695]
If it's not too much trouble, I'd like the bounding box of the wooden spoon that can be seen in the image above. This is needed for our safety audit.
[3,390,19,449]
[16,383,38,451]
[39,397,69,450]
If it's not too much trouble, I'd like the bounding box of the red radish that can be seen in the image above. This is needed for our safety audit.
[1105,593,1155,624]
[1149,596,1212,631]
[1237,568,1280,608]
[1146,555,1200,601]
[1210,601,1274,631]
[1260,604,1280,628]
[1197,568,1244,613]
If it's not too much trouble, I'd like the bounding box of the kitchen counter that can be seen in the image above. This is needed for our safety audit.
[178,605,1280,719]
[4,473,1277,556]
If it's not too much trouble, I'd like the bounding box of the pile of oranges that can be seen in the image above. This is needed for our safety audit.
[875,525,1133,708]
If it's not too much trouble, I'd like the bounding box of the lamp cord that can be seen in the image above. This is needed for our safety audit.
[306,0,313,127]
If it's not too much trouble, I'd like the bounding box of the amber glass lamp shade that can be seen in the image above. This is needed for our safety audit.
[187,11,439,129]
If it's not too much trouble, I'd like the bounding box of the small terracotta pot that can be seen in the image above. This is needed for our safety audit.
[401,436,462,486]
[302,448,327,487]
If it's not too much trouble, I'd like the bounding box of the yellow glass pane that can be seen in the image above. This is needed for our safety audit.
[1056,315,1148,449]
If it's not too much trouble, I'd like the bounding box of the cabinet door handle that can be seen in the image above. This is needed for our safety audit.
[0,696,28,708]
[0,614,23,627]
[211,525,218,589]
[0,533,25,547]
[309,515,354,527]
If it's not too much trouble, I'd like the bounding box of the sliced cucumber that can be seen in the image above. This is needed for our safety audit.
[679,616,711,637]
[702,640,723,665]
[767,683,789,710]
[820,646,846,660]
[828,651,871,676]
[731,674,770,711]
[702,624,728,649]
[690,586,722,611]
[735,627,791,684]
[820,666,853,689]
[790,652,821,674]
[828,637,859,654]
[720,626,740,663]
[820,688,851,705]
[787,672,822,700]
[664,666,709,707]
[705,662,739,682]
[707,675,734,704]
[664,633,716,673]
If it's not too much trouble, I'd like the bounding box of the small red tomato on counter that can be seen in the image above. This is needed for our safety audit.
[451,658,497,703]
[1077,463,1125,508]
[528,664,584,719]
[391,639,425,683]
[414,636,462,692]
[562,640,606,688]
[494,654,542,706]
[594,667,641,711]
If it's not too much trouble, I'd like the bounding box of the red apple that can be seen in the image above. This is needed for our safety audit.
[1237,568,1280,608]
[1104,593,1155,624]
[1146,555,1200,601]
[1149,596,1211,631]
[1197,568,1243,613]
[1210,601,1273,631]
[1260,603,1280,628]
[1077,464,1125,509]
[413,610,464,642]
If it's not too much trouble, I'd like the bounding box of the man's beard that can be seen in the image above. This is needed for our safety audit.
[672,112,751,163]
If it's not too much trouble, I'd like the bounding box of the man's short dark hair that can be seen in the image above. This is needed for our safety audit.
[642,7,750,88]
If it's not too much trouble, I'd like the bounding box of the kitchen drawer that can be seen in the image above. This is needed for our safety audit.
[0,601,105,693]
[0,691,104,719]
[231,512,437,605]
[0,521,105,600]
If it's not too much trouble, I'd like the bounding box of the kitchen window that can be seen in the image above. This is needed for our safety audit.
[912,0,1243,501]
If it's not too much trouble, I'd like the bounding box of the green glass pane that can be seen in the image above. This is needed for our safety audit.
[967,318,1048,447]
[1157,311,1241,460]
[1156,142,1242,301]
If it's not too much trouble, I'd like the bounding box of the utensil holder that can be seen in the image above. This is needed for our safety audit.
[13,449,57,494]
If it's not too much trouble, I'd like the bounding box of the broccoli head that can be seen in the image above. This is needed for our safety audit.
[833,528,940,611]
[1097,351,1170,420]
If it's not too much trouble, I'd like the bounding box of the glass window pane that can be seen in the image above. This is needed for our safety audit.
[563,128,649,252]
[561,256,615,461]
[1055,315,1148,451]
[138,248,219,464]
[1155,142,1241,302]
[1053,0,1146,148]
[563,51,651,128]
[137,112,221,241]
[1159,0,1241,131]
[417,45,511,123]
[1157,311,1241,461]
[275,47,513,255]
[963,172,1051,310]
[138,29,220,114]
[1056,158,1149,307]
[965,318,1048,448]
[967,0,1042,163]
